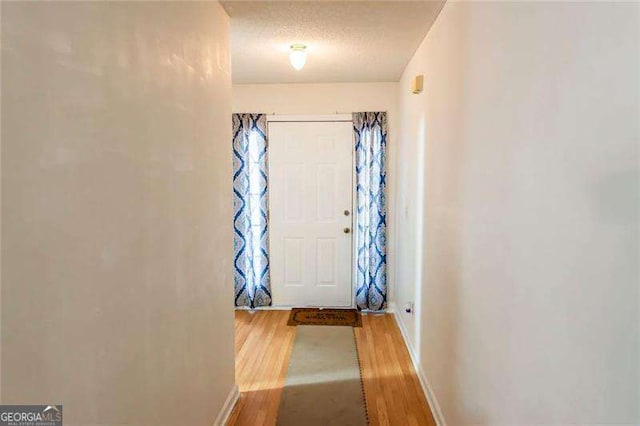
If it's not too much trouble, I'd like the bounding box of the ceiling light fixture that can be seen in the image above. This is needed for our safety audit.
[289,44,307,71]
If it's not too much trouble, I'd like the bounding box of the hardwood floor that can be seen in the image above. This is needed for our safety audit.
[228,310,296,425]
[355,314,437,426]
[228,310,436,426]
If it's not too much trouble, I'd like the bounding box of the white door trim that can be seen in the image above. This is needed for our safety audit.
[267,117,357,308]
[266,114,352,123]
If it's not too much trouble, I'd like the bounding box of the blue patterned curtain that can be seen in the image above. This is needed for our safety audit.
[353,112,388,311]
[232,113,272,308]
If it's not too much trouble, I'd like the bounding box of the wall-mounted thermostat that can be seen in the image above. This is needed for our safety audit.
[412,74,424,94]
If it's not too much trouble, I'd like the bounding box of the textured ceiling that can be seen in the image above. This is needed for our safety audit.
[222,1,446,84]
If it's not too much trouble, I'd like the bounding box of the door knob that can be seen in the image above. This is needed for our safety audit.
[343,227,351,234]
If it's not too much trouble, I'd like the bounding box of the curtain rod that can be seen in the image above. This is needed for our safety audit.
[266,113,354,123]
[268,112,353,115]
[267,112,388,115]
[263,112,388,123]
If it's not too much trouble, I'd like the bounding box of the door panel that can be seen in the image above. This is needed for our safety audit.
[317,165,336,221]
[284,237,304,285]
[269,121,353,307]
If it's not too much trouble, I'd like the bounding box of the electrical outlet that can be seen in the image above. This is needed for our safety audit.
[405,301,414,315]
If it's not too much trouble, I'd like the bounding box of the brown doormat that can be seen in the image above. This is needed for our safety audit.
[287,308,362,327]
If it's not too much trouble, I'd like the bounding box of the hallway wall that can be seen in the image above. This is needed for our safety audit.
[233,82,399,307]
[395,1,639,424]
[1,2,235,424]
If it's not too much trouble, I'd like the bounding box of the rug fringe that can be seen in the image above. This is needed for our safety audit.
[353,327,371,425]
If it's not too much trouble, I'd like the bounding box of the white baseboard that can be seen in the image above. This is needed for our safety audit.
[391,308,447,426]
[386,301,396,314]
[235,306,362,311]
[234,306,291,311]
[213,384,239,426]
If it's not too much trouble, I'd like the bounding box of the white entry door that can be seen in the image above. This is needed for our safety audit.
[269,119,353,307]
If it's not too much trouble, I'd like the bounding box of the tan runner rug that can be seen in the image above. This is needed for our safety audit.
[276,326,367,425]
[287,308,362,327]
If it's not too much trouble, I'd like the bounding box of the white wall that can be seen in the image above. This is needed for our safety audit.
[396,1,639,424]
[1,2,236,424]
[233,82,399,307]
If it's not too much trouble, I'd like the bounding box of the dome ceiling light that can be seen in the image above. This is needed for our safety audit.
[289,44,307,71]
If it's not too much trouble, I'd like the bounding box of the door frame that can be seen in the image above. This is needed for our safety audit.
[266,114,357,308]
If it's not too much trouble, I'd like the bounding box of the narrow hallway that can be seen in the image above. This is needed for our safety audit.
[229,311,436,425]
[1,1,637,424]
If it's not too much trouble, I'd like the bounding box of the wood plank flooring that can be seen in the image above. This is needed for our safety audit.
[228,310,436,426]
[355,314,437,426]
